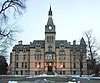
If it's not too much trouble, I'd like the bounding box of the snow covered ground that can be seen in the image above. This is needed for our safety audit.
[8,81,78,83]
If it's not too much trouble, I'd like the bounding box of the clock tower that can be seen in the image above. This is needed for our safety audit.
[45,6,56,73]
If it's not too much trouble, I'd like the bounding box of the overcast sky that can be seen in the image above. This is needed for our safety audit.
[10,0,100,49]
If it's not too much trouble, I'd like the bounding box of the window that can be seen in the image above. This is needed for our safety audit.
[59,44,65,51]
[23,54,26,60]
[73,55,76,62]
[16,71,18,75]
[34,44,42,60]
[39,62,41,68]
[47,36,49,42]
[59,71,65,75]
[25,62,27,68]
[47,36,51,42]
[34,51,42,60]
[46,54,54,60]
[25,70,28,75]
[63,71,65,75]
[73,71,76,75]
[35,44,41,51]
[16,54,18,60]
[21,71,23,75]
[81,71,83,75]
[59,62,65,68]
[22,62,24,68]
[52,36,54,42]
[16,48,19,53]
[35,62,37,67]
[59,51,66,60]
[47,36,54,43]
[23,47,26,52]
[35,71,38,75]
[16,62,18,68]
[81,63,83,68]
[60,71,62,75]
[48,45,52,52]
[35,62,41,68]
[74,62,76,68]
[63,62,65,68]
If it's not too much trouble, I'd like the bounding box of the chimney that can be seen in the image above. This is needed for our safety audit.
[69,42,71,45]
[18,40,23,45]
[73,40,76,45]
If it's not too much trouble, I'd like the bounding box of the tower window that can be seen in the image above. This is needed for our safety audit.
[48,45,52,52]
[16,54,18,60]
[45,54,54,60]
[47,36,54,43]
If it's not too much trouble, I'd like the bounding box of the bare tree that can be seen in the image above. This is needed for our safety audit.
[0,0,26,56]
[84,30,99,75]
[0,23,21,56]
[0,0,26,21]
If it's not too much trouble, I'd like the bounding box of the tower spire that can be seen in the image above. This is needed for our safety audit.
[48,6,52,17]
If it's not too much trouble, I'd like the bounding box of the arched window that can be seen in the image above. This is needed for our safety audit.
[48,45,52,52]
[47,36,54,43]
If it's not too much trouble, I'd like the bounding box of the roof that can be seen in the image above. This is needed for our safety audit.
[55,40,71,48]
[12,44,30,51]
[12,40,71,51]
[30,40,45,48]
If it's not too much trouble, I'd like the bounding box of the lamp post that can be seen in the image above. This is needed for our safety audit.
[37,64,40,75]
[60,64,63,75]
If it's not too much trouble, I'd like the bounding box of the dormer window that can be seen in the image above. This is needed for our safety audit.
[23,47,26,53]
[16,47,19,53]
[59,44,65,51]
[35,44,41,51]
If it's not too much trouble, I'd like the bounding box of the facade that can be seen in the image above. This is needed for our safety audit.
[10,7,87,75]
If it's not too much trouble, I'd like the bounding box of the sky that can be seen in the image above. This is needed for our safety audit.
[9,0,100,55]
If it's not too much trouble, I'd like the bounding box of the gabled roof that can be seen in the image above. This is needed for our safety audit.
[12,44,30,51]
[12,40,71,51]
[30,40,45,48]
[55,40,71,48]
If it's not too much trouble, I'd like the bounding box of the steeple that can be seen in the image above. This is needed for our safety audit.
[47,6,54,25]
[48,6,52,17]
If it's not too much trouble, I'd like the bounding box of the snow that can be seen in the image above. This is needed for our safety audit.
[8,81,18,83]
[68,81,77,83]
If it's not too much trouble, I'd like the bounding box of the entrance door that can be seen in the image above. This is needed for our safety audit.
[48,66,52,72]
